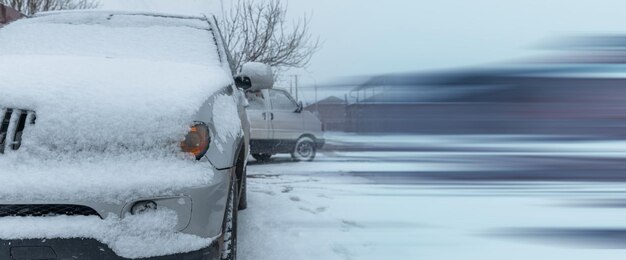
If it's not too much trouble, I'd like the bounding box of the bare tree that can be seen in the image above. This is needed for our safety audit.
[1,0,98,16]
[220,0,319,74]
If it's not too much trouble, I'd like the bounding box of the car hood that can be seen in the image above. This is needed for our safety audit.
[0,54,232,151]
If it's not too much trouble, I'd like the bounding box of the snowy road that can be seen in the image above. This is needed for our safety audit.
[239,136,626,260]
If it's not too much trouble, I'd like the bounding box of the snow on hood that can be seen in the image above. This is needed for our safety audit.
[0,55,229,202]
[0,55,231,151]
[0,11,233,151]
[0,12,233,204]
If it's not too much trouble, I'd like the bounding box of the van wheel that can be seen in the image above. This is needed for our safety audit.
[292,137,316,162]
[221,174,238,260]
[252,153,272,162]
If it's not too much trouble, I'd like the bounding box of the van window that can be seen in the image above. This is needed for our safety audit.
[245,90,266,110]
[270,90,297,111]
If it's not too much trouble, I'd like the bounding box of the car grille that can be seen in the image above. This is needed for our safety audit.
[0,205,101,218]
[0,108,35,154]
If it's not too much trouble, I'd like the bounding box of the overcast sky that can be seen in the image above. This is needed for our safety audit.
[288,0,626,79]
[101,0,626,101]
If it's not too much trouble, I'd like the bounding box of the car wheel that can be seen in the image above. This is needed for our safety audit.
[252,153,272,162]
[238,167,248,210]
[221,174,238,260]
[291,136,316,162]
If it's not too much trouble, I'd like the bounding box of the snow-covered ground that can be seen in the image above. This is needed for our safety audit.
[240,136,626,260]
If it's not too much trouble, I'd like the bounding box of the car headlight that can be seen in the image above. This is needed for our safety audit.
[180,123,211,160]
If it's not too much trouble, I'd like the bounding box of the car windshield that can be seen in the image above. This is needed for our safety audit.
[0,12,219,65]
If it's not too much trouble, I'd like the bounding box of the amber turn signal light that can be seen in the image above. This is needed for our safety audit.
[181,124,211,159]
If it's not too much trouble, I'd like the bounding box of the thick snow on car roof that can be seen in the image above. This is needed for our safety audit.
[0,11,216,65]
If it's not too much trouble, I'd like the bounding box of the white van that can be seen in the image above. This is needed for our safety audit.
[245,88,325,161]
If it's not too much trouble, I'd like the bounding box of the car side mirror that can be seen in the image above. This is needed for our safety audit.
[234,76,251,90]
[235,62,274,91]
[295,101,304,113]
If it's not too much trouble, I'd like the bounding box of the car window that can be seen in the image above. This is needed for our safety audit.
[245,90,266,110]
[270,90,297,111]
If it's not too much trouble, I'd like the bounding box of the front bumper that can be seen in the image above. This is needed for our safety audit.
[0,166,233,259]
[0,238,220,260]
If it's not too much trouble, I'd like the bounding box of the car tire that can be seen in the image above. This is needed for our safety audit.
[238,168,248,210]
[221,174,238,260]
[291,136,316,162]
[252,153,272,162]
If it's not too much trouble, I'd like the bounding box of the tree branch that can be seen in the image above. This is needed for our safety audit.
[220,0,320,75]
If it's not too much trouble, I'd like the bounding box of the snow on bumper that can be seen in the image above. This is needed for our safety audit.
[0,155,230,258]
[0,154,218,204]
[0,210,216,259]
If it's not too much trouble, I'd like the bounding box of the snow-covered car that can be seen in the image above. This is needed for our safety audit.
[0,10,271,260]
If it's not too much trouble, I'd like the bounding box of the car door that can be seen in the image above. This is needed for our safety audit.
[245,89,271,141]
[268,89,304,146]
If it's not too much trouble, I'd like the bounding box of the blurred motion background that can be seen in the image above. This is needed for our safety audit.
[232,0,626,140]
[236,1,626,258]
[310,57,626,137]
